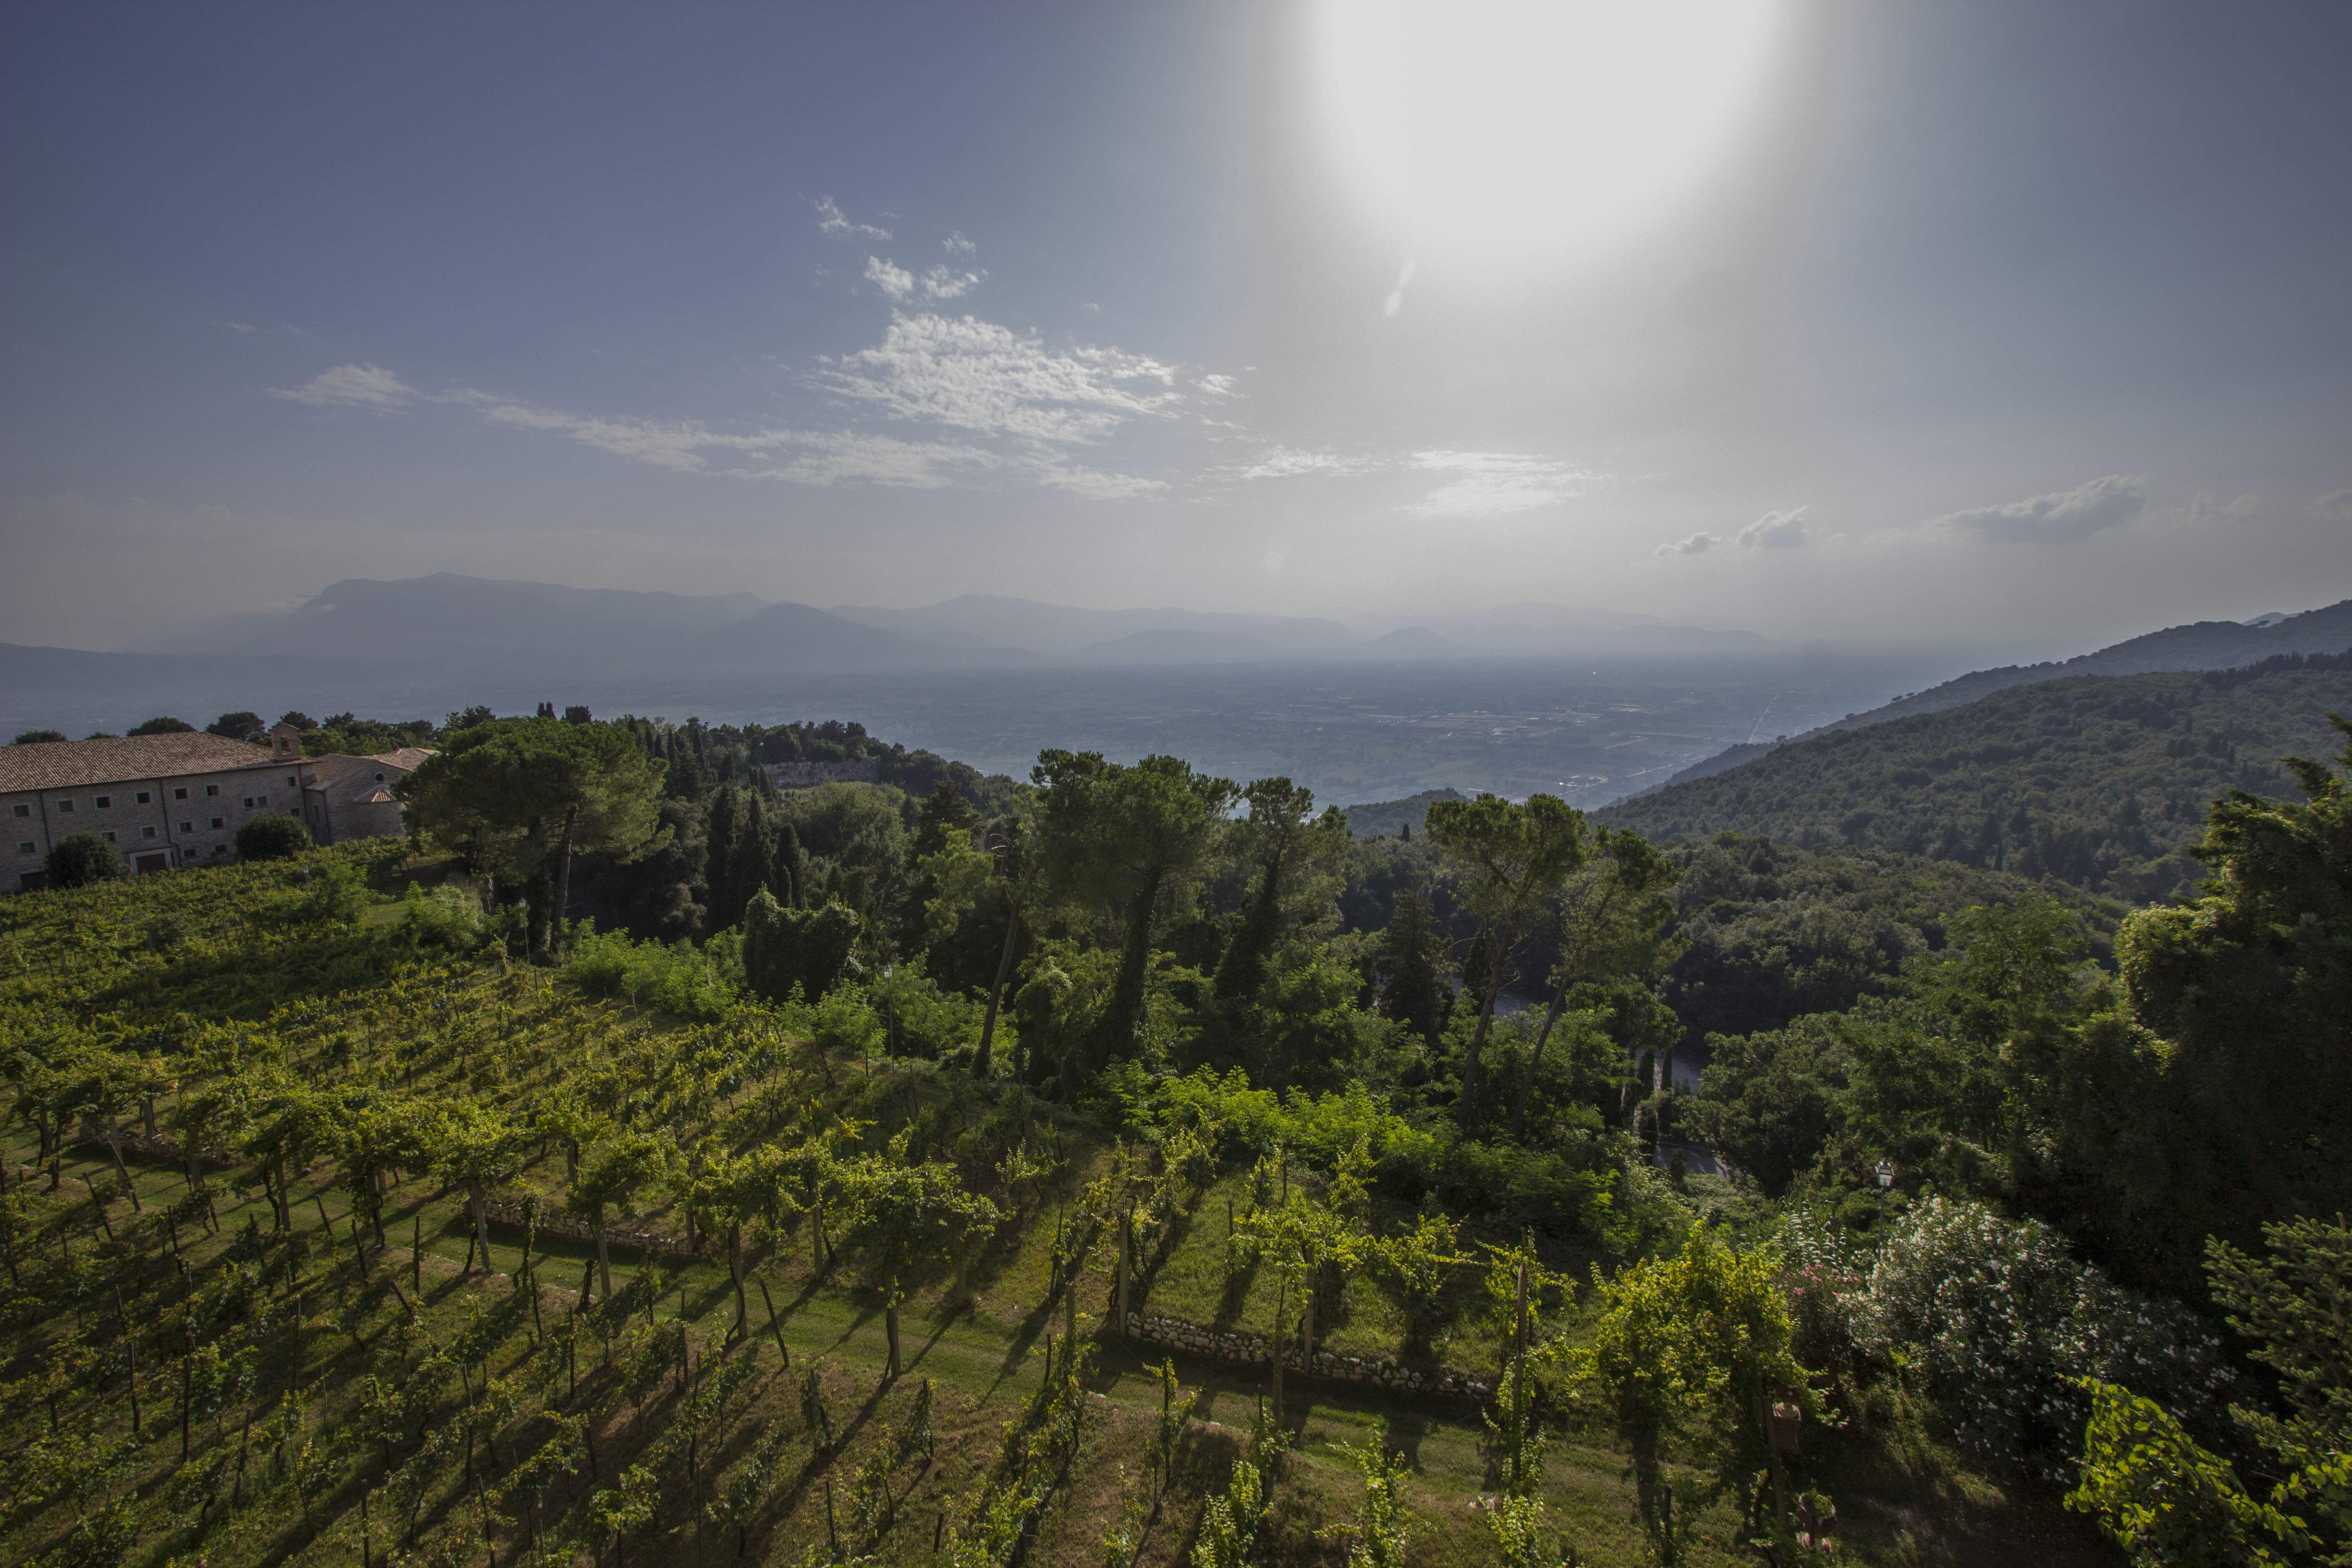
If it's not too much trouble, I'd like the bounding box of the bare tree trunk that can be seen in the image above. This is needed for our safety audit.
[1269,1277,1287,1426]
[469,1181,492,1274]
[1509,982,1572,1139]
[1457,916,1515,1129]
[727,1227,748,1340]
[552,805,580,956]
[976,911,1020,1078]
[104,1119,141,1210]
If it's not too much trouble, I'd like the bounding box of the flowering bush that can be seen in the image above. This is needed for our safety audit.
[1783,1197,2234,1475]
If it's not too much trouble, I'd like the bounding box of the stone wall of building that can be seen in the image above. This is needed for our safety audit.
[764,758,881,789]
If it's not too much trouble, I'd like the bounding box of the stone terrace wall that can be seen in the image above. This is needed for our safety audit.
[1122,1312,1491,1401]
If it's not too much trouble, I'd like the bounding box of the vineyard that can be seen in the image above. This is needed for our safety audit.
[4,843,2122,1568]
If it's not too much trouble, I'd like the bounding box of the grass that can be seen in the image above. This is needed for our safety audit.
[3,1113,2117,1568]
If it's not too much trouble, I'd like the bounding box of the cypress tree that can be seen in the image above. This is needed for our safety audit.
[1377,888,1452,1044]
[704,786,741,932]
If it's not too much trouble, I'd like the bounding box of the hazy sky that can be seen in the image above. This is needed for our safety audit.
[4,1,2348,651]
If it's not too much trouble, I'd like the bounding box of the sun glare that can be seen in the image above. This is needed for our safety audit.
[1313,0,1789,274]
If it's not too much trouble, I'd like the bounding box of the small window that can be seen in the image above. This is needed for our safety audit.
[10,803,25,818]
[141,825,156,838]
[174,787,187,800]
[375,772,386,782]
[242,798,254,809]
[57,799,74,813]
[15,842,33,856]
[212,844,225,856]
[180,822,193,833]
[211,817,225,830]
[285,775,296,787]
[204,784,218,797]
[103,831,117,843]
[95,795,111,808]
[259,794,269,806]
[136,791,151,805]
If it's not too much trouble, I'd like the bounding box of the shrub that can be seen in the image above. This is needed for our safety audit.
[45,832,124,888]
[235,812,313,862]
[741,892,861,1004]
[127,716,194,735]
[813,985,883,1058]
[565,927,737,1021]
[401,883,484,952]
[1793,1197,2235,1475]
[867,964,984,1059]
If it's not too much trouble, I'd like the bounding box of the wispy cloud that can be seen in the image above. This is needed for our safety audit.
[1658,505,1812,557]
[1737,506,1809,549]
[1403,451,1599,519]
[943,231,977,258]
[865,256,916,300]
[271,363,418,409]
[867,255,986,303]
[1225,446,1369,481]
[821,312,1186,446]
[1930,474,2147,543]
[448,389,996,487]
[2311,488,2352,517]
[812,195,892,241]
[920,265,984,300]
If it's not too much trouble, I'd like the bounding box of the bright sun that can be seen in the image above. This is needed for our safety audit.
[1313,0,1790,274]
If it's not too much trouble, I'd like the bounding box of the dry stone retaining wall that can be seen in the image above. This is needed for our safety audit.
[1121,1312,1491,1401]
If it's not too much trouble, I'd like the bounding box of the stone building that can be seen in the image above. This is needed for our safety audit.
[299,747,433,846]
[2,728,315,889]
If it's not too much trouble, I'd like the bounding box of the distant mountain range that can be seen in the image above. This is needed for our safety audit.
[103,573,1773,675]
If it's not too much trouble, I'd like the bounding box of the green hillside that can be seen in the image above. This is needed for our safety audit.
[0,845,2124,1568]
[1597,655,2352,898]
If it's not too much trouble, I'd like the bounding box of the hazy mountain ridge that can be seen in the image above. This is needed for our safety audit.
[1817,598,2352,735]
[1595,654,2352,899]
[123,574,1785,673]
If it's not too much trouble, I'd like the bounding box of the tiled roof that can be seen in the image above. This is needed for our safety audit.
[303,748,435,799]
[0,733,284,793]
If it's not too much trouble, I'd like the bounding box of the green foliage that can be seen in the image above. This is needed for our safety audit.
[1033,750,1238,1080]
[1600,660,2352,898]
[2066,1380,2302,1567]
[1577,1224,1815,1560]
[564,927,738,1020]
[11,728,68,744]
[398,716,666,948]
[1787,1197,2231,1476]
[127,715,194,735]
[2065,717,2352,1292]
[1657,831,2124,1049]
[205,711,265,742]
[743,891,862,1006]
[1330,1418,1411,1568]
[233,811,312,862]
[44,832,124,888]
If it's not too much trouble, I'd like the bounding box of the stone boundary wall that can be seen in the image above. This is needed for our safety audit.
[1121,1312,1492,1401]
[764,759,881,789]
[480,1197,703,1261]
[72,1123,234,1171]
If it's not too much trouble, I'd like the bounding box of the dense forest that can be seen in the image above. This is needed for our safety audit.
[1598,654,2352,899]
[3,701,2347,1567]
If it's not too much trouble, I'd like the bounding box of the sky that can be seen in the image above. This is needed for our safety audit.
[3,0,2348,653]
